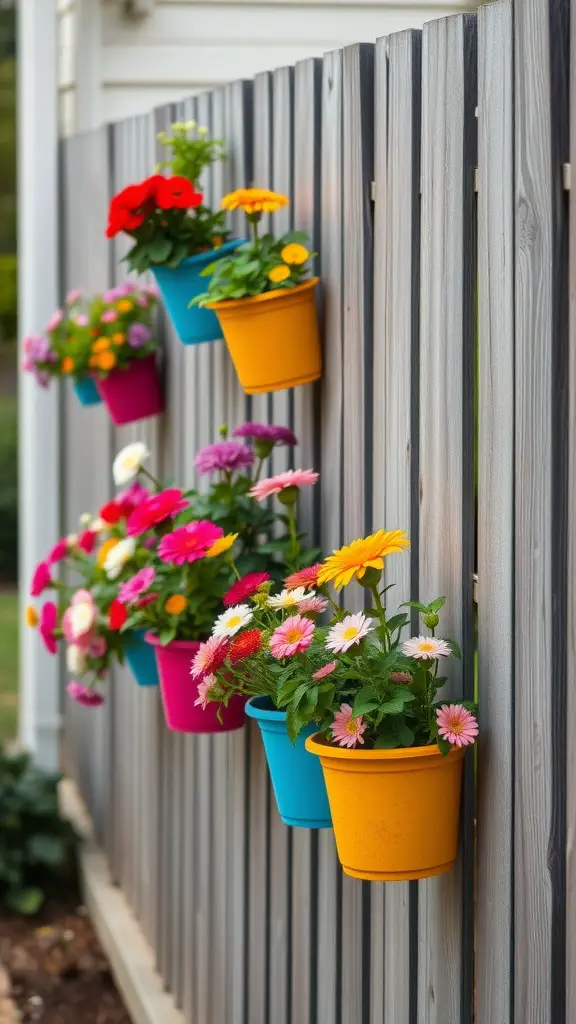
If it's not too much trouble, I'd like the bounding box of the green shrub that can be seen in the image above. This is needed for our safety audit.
[0,252,16,341]
[0,745,78,915]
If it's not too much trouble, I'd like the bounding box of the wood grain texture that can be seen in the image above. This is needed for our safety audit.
[373,28,422,1024]
[417,15,476,1024]
[476,5,513,1023]
[513,4,556,1022]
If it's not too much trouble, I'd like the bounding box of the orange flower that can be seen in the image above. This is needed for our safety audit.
[164,594,187,616]
[89,355,100,367]
[116,299,133,313]
[96,351,116,371]
[112,332,126,346]
[97,538,119,568]
[221,188,289,216]
[90,328,99,337]
[318,529,410,590]
[92,337,110,353]
[26,604,38,628]
[61,356,75,374]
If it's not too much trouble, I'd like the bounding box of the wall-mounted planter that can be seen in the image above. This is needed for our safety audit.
[72,375,102,407]
[206,277,321,394]
[151,240,242,345]
[145,632,246,734]
[305,735,465,881]
[246,696,331,828]
[124,628,159,688]
[96,354,163,426]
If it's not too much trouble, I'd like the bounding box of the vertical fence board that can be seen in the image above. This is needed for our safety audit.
[476,4,514,1023]
[418,15,476,1024]
[373,27,422,1024]
[567,0,576,1017]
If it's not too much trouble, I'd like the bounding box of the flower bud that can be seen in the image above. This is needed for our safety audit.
[358,566,382,588]
[423,612,439,629]
[277,485,299,506]
[218,424,229,439]
[254,438,275,460]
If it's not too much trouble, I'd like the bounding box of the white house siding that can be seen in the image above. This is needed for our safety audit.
[60,0,477,133]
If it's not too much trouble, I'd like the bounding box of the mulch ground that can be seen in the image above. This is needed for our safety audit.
[0,895,130,1023]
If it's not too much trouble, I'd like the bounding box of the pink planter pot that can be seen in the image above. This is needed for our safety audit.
[96,354,164,425]
[145,632,247,734]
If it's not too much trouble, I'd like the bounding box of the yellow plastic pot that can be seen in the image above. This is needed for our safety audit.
[305,734,465,881]
[206,278,321,394]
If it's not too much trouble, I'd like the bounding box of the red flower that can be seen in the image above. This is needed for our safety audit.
[126,489,189,537]
[30,561,52,597]
[114,182,150,211]
[99,500,125,525]
[106,181,154,238]
[109,599,128,631]
[223,571,270,607]
[230,629,263,664]
[155,176,203,211]
[39,601,58,655]
[77,530,96,554]
[284,563,323,590]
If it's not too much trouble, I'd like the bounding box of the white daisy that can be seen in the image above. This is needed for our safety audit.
[89,517,107,533]
[326,612,375,653]
[267,587,316,610]
[212,603,253,638]
[113,441,150,486]
[103,536,136,580]
[66,644,87,675]
[401,636,451,660]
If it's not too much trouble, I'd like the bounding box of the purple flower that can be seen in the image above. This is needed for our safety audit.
[74,313,89,326]
[233,422,298,447]
[194,441,254,476]
[128,322,152,348]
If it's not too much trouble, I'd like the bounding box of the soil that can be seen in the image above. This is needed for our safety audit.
[0,895,130,1023]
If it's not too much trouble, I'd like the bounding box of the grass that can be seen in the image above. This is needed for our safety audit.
[0,589,18,742]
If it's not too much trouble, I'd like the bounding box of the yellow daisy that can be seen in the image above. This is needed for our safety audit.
[97,537,119,568]
[318,529,410,590]
[205,533,239,558]
[268,265,291,284]
[281,242,309,265]
[221,188,289,216]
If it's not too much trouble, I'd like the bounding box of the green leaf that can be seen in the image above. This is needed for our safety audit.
[380,698,406,715]
[149,238,174,264]
[394,721,415,747]
[428,597,447,613]
[26,834,67,866]
[437,736,452,757]
[159,627,177,646]
[386,613,409,634]
[373,731,400,750]
[352,685,378,718]
[5,886,44,915]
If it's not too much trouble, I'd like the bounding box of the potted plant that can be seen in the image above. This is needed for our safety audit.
[202,528,478,867]
[105,121,241,345]
[20,290,102,406]
[90,282,163,425]
[193,188,322,394]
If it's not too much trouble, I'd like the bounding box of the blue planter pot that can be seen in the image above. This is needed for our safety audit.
[151,240,243,345]
[246,696,332,829]
[72,376,102,406]
[125,629,160,687]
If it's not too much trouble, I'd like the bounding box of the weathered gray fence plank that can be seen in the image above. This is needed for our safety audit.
[373,27,421,1024]
[476,4,513,1023]
[418,14,476,1024]
[567,0,576,1017]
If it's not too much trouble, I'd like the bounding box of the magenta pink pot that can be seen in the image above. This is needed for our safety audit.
[145,632,247,734]
[96,354,164,425]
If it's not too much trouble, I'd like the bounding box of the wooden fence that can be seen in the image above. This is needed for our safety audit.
[58,1,576,1020]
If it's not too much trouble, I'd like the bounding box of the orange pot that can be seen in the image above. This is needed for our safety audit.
[305,734,465,881]
[206,278,321,394]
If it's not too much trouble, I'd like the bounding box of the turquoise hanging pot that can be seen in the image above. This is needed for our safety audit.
[151,240,243,345]
[72,375,102,406]
[125,629,159,687]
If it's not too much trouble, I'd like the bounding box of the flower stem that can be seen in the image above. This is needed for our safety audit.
[139,465,162,492]
[369,584,390,651]
[287,506,300,572]
[252,457,265,485]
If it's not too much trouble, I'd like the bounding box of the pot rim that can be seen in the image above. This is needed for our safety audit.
[305,732,466,762]
[144,630,203,651]
[152,238,243,271]
[205,276,320,312]
[245,695,286,722]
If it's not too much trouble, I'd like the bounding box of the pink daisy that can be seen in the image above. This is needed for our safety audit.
[190,636,230,680]
[89,635,107,658]
[284,563,323,589]
[194,673,216,710]
[326,612,374,654]
[312,660,338,681]
[250,469,319,503]
[269,614,315,659]
[101,309,118,323]
[66,288,82,304]
[74,313,89,326]
[436,704,478,748]
[158,521,223,565]
[118,567,156,605]
[331,703,367,748]
[48,538,69,564]
[402,636,451,660]
[30,561,52,597]
[46,309,64,331]
[298,596,329,615]
[39,601,59,655]
[223,571,270,607]
[137,592,159,609]
[66,681,105,708]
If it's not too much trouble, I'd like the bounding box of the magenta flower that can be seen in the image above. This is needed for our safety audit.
[116,480,150,508]
[269,614,315,659]
[39,602,59,655]
[312,660,338,681]
[30,561,52,597]
[118,567,156,605]
[158,521,223,565]
[74,313,89,327]
[89,635,107,658]
[77,529,96,554]
[66,681,105,708]
[250,468,319,502]
[48,538,69,564]
[223,571,270,607]
[66,288,83,304]
[233,422,298,447]
[436,705,478,748]
[194,441,254,476]
[331,704,367,748]
[127,322,152,348]
[46,309,64,331]
[101,309,118,323]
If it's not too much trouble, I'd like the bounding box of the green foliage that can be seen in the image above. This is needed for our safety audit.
[0,253,16,340]
[193,231,314,306]
[124,206,228,275]
[0,745,78,915]
[156,120,226,187]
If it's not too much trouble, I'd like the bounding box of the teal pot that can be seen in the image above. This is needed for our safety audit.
[246,696,332,828]
[72,375,102,406]
[151,240,243,345]
[125,628,159,687]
